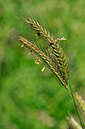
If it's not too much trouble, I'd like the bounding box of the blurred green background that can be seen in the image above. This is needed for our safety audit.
[0,0,85,129]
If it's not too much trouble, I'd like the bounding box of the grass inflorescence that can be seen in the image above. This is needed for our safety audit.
[15,14,69,89]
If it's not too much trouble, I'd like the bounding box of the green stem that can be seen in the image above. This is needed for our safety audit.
[68,82,85,129]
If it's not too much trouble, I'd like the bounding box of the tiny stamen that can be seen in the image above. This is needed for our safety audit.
[28,52,31,55]
[41,66,45,72]
[35,57,42,64]
[21,44,24,47]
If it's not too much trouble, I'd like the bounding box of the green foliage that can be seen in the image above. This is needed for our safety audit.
[0,0,85,129]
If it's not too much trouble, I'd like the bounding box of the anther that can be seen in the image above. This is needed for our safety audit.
[28,52,31,55]
[21,44,24,47]
[41,66,45,72]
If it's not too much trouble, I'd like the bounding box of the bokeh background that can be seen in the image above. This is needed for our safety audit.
[0,0,85,129]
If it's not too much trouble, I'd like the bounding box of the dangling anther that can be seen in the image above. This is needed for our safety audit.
[21,44,24,47]
[35,60,40,64]
[28,48,32,55]
[41,66,45,72]
[25,46,27,49]
[35,57,42,64]
[28,52,31,55]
